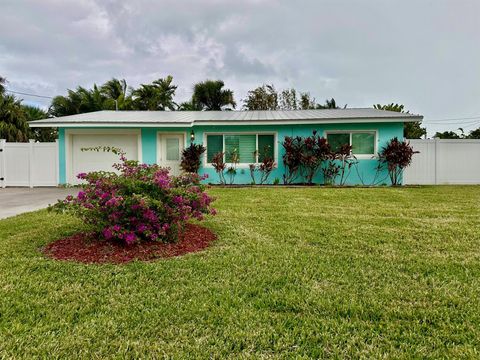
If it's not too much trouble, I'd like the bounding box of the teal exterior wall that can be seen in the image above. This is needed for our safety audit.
[57,122,403,185]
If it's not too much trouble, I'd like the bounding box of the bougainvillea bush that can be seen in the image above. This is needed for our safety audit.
[51,150,215,245]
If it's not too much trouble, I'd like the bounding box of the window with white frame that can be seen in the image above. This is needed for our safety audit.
[326,131,376,155]
[206,133,276,164]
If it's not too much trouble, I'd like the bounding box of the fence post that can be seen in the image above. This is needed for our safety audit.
[55,139,60,185]
[434,137,440,185]
[29,139,35,188]
[0,139,5,188]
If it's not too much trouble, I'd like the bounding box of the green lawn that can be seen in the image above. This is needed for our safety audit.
[1,186,479,358]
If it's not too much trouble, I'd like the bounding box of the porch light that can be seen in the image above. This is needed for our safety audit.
[190,130,195,141]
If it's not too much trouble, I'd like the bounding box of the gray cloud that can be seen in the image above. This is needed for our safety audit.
[1,0,479,135]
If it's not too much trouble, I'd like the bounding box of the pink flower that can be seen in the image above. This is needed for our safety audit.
[102,228,113,239]
[124,232,136,245]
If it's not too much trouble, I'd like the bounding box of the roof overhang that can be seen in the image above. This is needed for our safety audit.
[29,116,423,128]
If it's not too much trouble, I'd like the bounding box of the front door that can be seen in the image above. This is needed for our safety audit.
[158,133,184,175]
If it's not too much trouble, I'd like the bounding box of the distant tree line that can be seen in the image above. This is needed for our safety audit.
[2,75,477,142]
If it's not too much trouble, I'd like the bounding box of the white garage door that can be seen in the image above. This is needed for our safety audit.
[70,134,139,184]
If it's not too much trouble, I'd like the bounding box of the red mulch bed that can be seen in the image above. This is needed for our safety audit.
[43,224,216,264]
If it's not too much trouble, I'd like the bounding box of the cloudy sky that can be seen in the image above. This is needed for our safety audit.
[1,0,479,135]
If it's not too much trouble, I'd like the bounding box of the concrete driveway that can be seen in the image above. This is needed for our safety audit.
[0,187,78,220]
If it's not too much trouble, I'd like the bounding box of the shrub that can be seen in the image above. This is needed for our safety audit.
[226,149,239,185]
[51,149,215,245]
[378,137,418,185]
[211,152,226,184]
[282,136,304,184]
[180,143,206,173]
[301,131,331,185]
[282,132,331,185]
[249,155,276,185]
[322,161,340,185]
[258,156,275,184]
[334,144,358,186]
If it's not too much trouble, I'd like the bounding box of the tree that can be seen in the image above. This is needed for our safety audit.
[299,92,317,110]
[373,103,426,139]
[177,101,200,111]
[318,98,346,109]
[100,78,128,110]
[0,94,30,142]
[278,88,298,110]
[192,80,236,110]
[434,129,464,139]
[23,105,57,142]
[0,76,6,95]
[49,85,107,117]
[242,84,278,110]
[131,76,177,110]
[467,127,480,139]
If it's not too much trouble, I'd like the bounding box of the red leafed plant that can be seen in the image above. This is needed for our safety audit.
[378,137,418,185]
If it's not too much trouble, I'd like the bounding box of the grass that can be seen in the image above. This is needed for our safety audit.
[0,186,480,358]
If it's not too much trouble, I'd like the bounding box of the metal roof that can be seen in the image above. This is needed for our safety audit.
[29,109,423,128]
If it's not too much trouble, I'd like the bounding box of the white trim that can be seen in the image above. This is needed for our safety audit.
[65,128,142,184]
[203,131,278,168]
[324,130,378,159]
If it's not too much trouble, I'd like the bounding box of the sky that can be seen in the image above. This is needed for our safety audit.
[1,0,479,136]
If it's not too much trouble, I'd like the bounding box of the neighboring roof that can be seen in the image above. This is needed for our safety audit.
[29,109,423,127]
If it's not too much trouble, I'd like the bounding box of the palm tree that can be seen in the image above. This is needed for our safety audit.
[132,76,177,110]
[373,103,405,112]
[178,101,200,111]
[23,105,57,142]
[192,80,236,110]
[100,78,128,110]
[49,85,107,117]
[316,98,346,109]
[0,76,6,95]
[0,95,30,142]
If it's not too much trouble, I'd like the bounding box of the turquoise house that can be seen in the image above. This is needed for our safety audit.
[29,109,423,185]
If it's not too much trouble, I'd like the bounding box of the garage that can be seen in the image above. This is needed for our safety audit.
[67,131,141,184]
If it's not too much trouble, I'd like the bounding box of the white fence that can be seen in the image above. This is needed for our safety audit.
[1,138,479,187]
[404,139,480,185]
[0,139,59,188]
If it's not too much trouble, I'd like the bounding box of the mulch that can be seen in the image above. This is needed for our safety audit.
[43,223,216,264]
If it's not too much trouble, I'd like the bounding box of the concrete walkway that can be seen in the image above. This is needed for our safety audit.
[0,187,78,220]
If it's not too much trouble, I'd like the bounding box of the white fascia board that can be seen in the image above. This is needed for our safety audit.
[194,117,423,126]
[29,122,194,128]
[29,116,423,128]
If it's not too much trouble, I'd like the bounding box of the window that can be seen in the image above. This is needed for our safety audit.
[206,133,275,164]
[326,131,376,155]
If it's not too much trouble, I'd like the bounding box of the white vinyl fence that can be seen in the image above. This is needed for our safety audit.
[404,139,480,185]
[0,139,59,188]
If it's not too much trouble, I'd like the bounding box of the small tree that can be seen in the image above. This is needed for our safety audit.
[335,144,358,186]
[282,136,304,184]
[180,143,206,173]
[301,131,331,185]
[258,156,275,184]
[226,149,239,185]
[378,137,418,186]
[211,152,226,185]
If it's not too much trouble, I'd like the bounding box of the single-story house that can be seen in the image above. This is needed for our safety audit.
[29,109,423,185]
